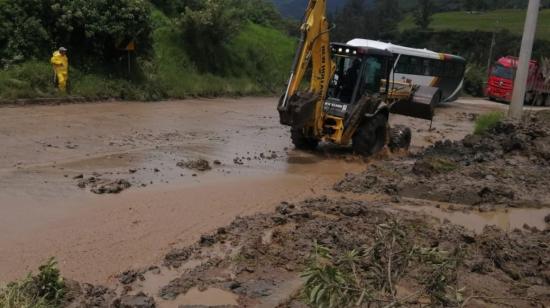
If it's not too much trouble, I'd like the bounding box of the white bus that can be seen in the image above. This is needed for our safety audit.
[348,39,466,103]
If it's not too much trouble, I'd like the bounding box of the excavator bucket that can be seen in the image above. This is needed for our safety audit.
[278,92,317,128]
[390,86,440,121]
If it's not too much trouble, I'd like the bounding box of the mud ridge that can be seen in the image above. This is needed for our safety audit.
[335,110,550,209]
[67,198,550,307]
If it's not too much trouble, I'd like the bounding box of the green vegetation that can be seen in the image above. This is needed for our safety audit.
[0,0,153,67]
[0,1,295,102]
[302,220,465,307]
[463,64,487,97]
[474,112,505,135]
[0,258,66,308]
[400,9,550,40]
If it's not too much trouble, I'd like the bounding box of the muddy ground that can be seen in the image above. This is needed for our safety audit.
[335,110,550,210]
[1,97,550,307]
[66,198,550,307]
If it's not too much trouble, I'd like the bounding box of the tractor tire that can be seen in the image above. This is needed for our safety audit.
[352,113,389,157]
[388,125,412,152]
[291,127,319,151]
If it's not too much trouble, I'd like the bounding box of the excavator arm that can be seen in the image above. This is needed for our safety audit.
[278,0,333,133]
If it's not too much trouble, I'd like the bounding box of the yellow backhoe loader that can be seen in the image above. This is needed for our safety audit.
[278,0,441,156]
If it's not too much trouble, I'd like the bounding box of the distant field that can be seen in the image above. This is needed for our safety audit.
[400,9,550,40]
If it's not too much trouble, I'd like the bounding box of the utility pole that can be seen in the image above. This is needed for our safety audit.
[509,0,540,120]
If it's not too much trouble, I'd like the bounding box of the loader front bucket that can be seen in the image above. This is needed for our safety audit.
[390,86,440,121]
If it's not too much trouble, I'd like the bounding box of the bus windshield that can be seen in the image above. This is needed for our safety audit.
[491,64,514,79]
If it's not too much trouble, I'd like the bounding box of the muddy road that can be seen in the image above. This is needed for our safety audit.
[0,97,547,289]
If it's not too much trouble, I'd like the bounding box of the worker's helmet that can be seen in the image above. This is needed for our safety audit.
[59,47,68,53]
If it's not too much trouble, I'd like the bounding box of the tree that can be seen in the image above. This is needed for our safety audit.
[0,0,153,68]
[179,0,242,73]
[462,0,476,11]
[331,0,370,42]
[414,0,435,30]
[373,0,402,40]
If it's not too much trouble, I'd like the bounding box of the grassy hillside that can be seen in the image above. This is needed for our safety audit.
[400,9,550,40]
[271,0,346,18]
[0,7,296,101]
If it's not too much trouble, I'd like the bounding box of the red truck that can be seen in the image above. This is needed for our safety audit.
[485,56,550,106]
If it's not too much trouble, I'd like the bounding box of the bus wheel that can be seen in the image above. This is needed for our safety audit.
[353,113,388,157]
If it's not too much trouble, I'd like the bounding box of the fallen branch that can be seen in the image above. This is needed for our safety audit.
[461,295,539,307]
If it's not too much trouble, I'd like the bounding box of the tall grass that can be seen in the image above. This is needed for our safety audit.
[474,112,505,135]
[0,258,65,308]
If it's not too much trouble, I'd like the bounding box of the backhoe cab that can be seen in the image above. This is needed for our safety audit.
[278,0,438,156]
[279,44,397,156]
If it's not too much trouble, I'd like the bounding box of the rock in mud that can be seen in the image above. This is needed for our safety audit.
[199,234,216,247]
[91,179,131,194]
[77,177,131,194]
[177,159,212,171]
[65,283,117,308]
[118,270,144,285]
[164,247,193,268]
[115,292,155,308]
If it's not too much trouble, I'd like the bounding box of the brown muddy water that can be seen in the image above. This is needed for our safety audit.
[0,97,546,286]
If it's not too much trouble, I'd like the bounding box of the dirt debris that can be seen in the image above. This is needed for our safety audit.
[114,292,155,308]
[177,159,212,172]
[77,198,549,307]
[336,111,550,209]
[77,177,132,194]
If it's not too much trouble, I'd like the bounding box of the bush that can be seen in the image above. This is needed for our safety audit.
[474,112,505,135]
[179,0,242,73]
[463,64,487,97]
[0,61,57,100]
[0,258,65,308]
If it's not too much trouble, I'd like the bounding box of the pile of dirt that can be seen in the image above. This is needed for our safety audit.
[177,159,212,172]
[76,176,131,194]
[336,111,550,209]
[75,198,549,307]
[64,281,155,308]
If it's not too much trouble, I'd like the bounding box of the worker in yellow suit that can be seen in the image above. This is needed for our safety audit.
[50,47,69,92]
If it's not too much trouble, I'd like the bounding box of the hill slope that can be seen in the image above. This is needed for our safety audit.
[270,0,346,18]
[400,9,550,40]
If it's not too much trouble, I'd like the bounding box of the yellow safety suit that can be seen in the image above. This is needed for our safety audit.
[50,51,69,91]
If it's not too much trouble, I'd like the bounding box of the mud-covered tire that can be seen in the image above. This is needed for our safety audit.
[291,128,318,151]
[352,113,388,157]
[388,125,412,152]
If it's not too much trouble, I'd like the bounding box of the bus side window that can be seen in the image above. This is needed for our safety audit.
[410,57,422,75]
[395,55,410,74]
[430,59,443,76]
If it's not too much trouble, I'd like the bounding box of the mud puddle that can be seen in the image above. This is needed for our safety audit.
[177,287,239,307]
[398,202,550,233]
